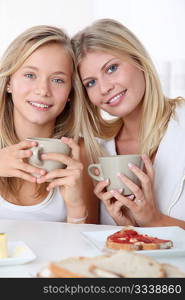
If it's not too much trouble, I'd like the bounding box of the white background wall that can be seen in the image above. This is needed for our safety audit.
[0,0,185,97]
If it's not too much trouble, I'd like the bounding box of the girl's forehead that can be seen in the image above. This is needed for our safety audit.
[19,43,73,75]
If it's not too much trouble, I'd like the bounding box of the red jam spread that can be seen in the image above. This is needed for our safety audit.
[108,229,170,244]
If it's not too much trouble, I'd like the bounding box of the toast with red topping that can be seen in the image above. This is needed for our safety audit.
[106,227,173,251]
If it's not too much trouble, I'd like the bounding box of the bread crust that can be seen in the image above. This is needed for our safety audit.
[49,262,87,278]
[49,256,108,278]
[162,263,185,278]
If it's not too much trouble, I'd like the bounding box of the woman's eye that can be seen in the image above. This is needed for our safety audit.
[52,78,64,84]
[85,79,96,88]
[107,64,118,73]
[24,73,35,79]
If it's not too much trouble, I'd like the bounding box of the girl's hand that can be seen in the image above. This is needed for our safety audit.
[37,137,85,210]
[0,140,46,182]
[94,179,136,226]
[111,154,162,227]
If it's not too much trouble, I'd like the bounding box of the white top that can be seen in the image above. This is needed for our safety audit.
[0,187,67,222]
[99,103,185,225]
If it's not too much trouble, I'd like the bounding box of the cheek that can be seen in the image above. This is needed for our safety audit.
[128,69,146,97]
[135,72,146,98]
[54,88,70,105]
[11,81,32,95]
[86,88,99,104]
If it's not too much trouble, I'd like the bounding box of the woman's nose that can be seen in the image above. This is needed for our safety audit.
[99,79,114,95]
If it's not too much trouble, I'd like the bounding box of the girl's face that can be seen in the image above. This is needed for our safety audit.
[79,51,146,118]
[9,43,73,128]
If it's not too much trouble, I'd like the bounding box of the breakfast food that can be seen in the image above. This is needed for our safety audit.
[161,264,185,278]
[106,227,173,251]
[49,256,107,278]
[38,250,185,278]
[89,251,164,278]
[0,233,8,259]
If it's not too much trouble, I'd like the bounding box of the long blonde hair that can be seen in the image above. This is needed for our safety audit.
[72,18,183,162]
[0,25,83,198]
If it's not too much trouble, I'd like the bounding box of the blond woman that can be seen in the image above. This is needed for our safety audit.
[72,18,185,229]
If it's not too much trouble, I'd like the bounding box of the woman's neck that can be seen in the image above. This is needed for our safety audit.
[115,105,142,154]
[117,105,142,141]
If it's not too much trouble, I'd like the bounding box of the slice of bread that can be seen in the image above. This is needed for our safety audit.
[106,228,173,251]
[39,250,166,278]
[49,256,107,278]
[90,250,165,278]
[162,263,185,278]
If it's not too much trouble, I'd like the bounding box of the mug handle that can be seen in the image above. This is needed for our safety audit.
[88,164,104,181]
[31,146,43,166]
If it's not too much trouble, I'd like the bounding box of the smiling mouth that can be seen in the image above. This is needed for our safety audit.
[106,89,127,104]
[27,101,53,109]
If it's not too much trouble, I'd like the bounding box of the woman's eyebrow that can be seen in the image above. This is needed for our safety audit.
[82,58,116,82]
[100,58,115,71]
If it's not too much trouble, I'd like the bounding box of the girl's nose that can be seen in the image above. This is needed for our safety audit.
[35,80,50,97]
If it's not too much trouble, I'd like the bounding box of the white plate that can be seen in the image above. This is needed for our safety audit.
[81,226,185,257]
[0,241,36,266]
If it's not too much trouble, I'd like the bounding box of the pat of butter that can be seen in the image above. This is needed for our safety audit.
[0,233,8,259]
[12,246,26,257]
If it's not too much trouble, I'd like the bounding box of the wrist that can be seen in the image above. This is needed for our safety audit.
[67,205,88,224]
[145,212,164,227]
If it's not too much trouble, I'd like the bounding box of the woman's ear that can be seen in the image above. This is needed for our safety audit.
[6,84,12,93]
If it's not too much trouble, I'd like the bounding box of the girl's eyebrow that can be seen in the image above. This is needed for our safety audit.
[82,58,116,82]
[22,65,68,76]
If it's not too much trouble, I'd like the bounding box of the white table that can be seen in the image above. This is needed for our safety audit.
[0,219,185,277]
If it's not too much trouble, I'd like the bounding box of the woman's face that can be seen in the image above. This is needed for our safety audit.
[79,51,146,118]
[9,42,73,127]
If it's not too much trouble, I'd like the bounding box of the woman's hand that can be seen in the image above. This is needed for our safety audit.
[94,179,137,226]
[0,140,46,182]
[37,137,87,219]
[110,154,162,227]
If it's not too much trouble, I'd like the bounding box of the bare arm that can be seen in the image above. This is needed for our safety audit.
[148,213,185,229]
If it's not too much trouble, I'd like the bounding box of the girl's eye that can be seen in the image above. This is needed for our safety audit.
[24,73,35,79]
[107,64,118,73]
[85,79,96,88]
[52,78,64,84]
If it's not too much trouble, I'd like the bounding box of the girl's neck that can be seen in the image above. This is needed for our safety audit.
[14,119,55,140]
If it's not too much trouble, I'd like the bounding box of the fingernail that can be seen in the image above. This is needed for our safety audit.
[40,169,46,175]
[118,188,123,193]
[31,141,37,146]
[128,163,134,168]
[61,136,68,142]
[128,194,135,200]
[105,178,109,183]
[110,190,116,195]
